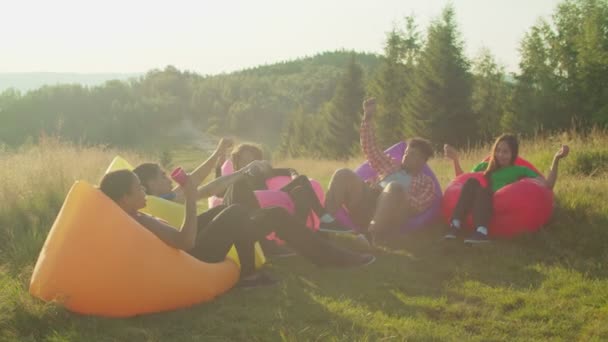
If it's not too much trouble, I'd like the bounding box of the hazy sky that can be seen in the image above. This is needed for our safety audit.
[2,0,561,74]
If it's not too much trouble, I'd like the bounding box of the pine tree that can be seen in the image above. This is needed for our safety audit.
[471,48,511,141]
[510,0,608,133]
[322,56,365,159]
[402,5,474,147]
[371,16,421,146]
[508,21,562,134]
[278,106,322,158]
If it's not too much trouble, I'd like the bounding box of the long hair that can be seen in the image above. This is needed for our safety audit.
[484,134,519,177]
[231,143,264,171]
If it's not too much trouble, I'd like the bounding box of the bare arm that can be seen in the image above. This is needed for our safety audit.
[178,179,199,250]
[172,137,233,202]
[544,145,570,190]
[452,160,464,177]
[196,160,269,199]
[196,169,246,199]
[444,144,464,176]
[360,98,401,178]
[138,176,199,250]
[189,150,222,185]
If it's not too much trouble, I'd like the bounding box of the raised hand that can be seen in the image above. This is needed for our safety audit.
[443,144,459,161]
[216,137,234,154]
[363,98,376,121]
[554,145,570,160]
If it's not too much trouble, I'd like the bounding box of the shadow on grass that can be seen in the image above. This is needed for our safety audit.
[295,206,608,327]
[5,199,607,341]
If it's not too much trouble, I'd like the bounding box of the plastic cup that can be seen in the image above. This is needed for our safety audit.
[170,167,187,186]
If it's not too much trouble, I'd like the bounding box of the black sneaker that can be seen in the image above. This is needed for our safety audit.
[464,231,490,244]
[318,221,354,234]
[236,272,279,289]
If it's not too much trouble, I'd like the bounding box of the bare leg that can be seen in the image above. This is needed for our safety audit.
[324,168,367,215]
[368,182,409,236]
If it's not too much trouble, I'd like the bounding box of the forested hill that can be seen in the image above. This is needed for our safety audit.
[0,51,381,148]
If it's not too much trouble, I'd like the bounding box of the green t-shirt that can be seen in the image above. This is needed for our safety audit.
[472,162,539,192]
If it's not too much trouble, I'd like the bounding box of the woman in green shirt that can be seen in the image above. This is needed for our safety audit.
[443,134,570,243]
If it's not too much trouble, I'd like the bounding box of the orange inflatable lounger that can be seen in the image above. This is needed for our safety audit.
[29,181,240,317]
[104,156,266,268]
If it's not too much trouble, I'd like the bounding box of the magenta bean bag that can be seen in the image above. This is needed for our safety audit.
[209,160,323,244]
[334,141,443,233]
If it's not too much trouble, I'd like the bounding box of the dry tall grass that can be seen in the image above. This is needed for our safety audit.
[275,129,608,187]
[1,131,608,340]
[0,137,146,271]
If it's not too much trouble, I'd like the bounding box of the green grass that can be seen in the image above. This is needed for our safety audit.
[1,133,608,341]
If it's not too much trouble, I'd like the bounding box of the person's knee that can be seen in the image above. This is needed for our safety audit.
[384,181,406,195]
[289,186,305,199]
[292,175,308,183]
[333,168,356,181]
[330,168,358,189]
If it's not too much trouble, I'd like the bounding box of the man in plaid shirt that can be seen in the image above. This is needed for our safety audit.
[320,98,436,242]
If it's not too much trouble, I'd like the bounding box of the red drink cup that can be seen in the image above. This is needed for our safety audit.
[170,167,188,186]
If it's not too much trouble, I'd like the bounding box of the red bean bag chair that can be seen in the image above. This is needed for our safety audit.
[441,157,553,237]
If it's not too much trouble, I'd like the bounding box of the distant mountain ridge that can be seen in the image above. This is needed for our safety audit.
[0,72,142,93]
[0,51,381,93]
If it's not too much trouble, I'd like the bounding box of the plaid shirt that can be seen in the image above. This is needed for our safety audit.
[360,118,436,214]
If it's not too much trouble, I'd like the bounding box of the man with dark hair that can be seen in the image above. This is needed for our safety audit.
[320,98,437,243]
[407,138,435,161]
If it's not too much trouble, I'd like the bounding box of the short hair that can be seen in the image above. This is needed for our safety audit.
[231,143,264,171]
[408,137,434,160]
[133,163,161,194]
[99,170,136,202]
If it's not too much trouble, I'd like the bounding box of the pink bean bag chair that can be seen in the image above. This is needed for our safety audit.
[209,160,323,244]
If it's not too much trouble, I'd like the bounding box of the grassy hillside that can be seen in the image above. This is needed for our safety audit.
[1,132,607,341]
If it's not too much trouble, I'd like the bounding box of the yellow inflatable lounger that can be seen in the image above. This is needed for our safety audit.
[105,156,266,268]
[29,181,240,317]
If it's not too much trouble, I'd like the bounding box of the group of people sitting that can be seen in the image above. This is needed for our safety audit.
[99,97,570,288]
